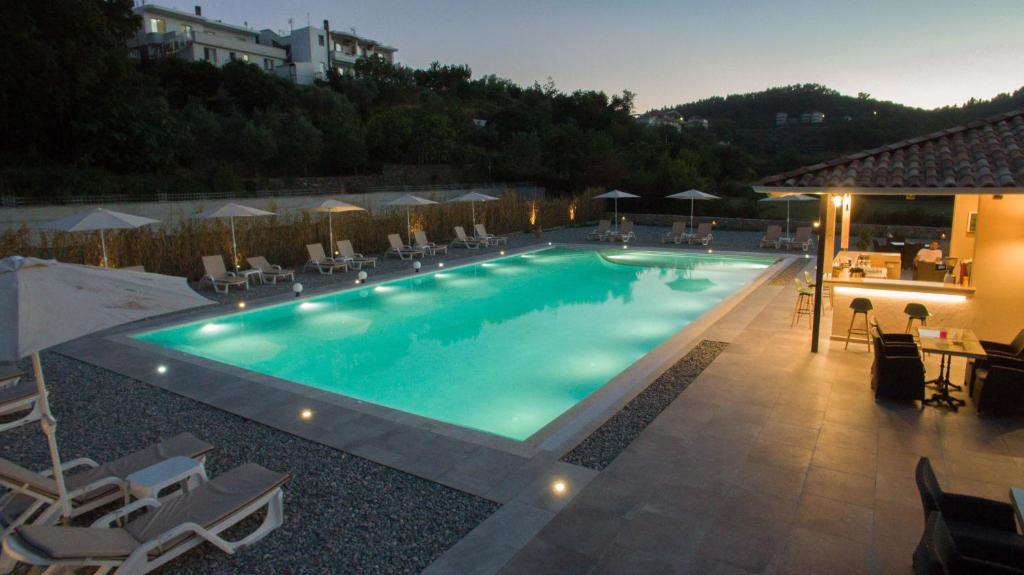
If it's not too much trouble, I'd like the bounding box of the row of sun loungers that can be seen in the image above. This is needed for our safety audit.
[759,225,814,251]
[587,220,713,245]
[0,433,290,574]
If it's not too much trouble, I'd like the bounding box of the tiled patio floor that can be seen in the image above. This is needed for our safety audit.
[498,266,1024,574]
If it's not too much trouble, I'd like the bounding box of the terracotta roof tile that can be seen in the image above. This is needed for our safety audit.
[760,109,1024,189]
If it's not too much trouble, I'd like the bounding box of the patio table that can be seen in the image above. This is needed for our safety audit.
[917,327,986,412]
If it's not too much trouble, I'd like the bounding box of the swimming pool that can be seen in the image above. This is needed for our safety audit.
[135,248,776,440]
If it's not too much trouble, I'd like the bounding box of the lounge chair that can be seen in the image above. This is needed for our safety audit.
[386,234,424,260]
[414,230,448,256]
[0,433,214,538]
[607,220,635,242]
[245,257,295,285]
[473,224,507,247]
[200,256,248,294]
[304,243,348,275]
[661,221,687,244]
[783,226,813,251]
[450,227,481,249]
[336,240,377,269]
[687,223,713,246]
[587,220,611,241]
[0,369,42,434]
[1,463,289,575]
[759,225,782,249]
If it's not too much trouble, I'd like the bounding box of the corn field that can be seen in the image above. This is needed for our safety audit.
[0,190,604,279]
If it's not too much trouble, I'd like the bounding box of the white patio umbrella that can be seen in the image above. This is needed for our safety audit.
[192,203,276,270]
[0,256,213,519]
[447,192,499,227]
[592,190,640,231]
[758,193,817,238]
[299,199,365,255]
[666,189,721,229]
[385,195,439,245]
[38,208,160,268]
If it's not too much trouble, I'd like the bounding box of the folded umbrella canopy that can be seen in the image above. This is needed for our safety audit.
[0,257,213,519]
[38,208,160,268]
[192,203,276,270]
[385,195,439,245]
[447,191,500,227]
[666,189,721,229]
[758,193,817,238]
[592,190,640,231]
[298,199,365,255]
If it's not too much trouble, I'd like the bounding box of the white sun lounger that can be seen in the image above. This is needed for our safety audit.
[336,240,377,269]
[586,220,611,241]
[661,221,687,244]
[473,224,507,247]
[201,256,248,294]
[607,220,635,242]
[245,257,295,285]
[0,433,214,539]
[414,231,448,256]
[687,223,713,246]
[783,226,814,251]
[450,227,480,249]
[1,463,289,575]
[386,234,424,260]
[304,243,348,275]
[0,369,42,434]
[759,225,782,249]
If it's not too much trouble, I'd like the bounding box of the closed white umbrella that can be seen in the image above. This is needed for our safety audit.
[758,193,817,238]
[385,195,439,245]
[299,199,365,255]
[447,192,499,227]
[39,208,160,268]
[666,189,721,229]
[0,256,213,519]
[192,203,276,270]
[593,190,640,231]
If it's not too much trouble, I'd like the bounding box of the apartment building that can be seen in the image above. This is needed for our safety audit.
[128,5,398,85]
[128,5,287,72]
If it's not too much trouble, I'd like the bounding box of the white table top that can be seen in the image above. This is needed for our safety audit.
[126,456,200,488]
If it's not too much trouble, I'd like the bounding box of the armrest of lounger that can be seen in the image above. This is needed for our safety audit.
[67,476,127,500]
[139,521,238,555]
[39,457,100,477]
[92,497,162,527]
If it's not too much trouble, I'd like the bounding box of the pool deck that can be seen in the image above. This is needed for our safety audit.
[32,224,1024,574]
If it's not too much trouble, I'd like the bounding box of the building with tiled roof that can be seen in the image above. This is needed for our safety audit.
[756,109,1024,194]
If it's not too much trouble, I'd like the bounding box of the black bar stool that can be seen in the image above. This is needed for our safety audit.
[904,302,930,333]
[845,297,873,350]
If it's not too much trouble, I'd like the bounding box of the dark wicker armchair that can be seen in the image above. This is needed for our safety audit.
[971,358,1024,416]
[914,512,1024,575]
[872,333,925,402]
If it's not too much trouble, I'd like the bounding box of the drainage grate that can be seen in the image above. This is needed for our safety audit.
[561,340,728,470]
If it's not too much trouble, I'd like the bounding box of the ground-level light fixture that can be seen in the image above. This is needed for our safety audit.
[499,250,506,256]
[292,283,303,298]
[300,409,313,420]
[156,365,167,374]
[551,480,568,496]
[238,301,246,309]
[438,262,445,268]
[414,261,422,273]
[548,242,553,246]
[623,244,628,249]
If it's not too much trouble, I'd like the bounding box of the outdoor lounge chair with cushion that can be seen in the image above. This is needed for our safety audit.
[473,224,508,247]
[200,256,248,294]
[336,240,377,269]
[386,234,424,260]
[968,329,1024,392]
[0,433,214,537]
[1,463,290,575]
[0,369,42,434]
[662,221,686,244]
[915,457,1024,559]
[971,357,1024,416]
[913,512,1024,575]
[586,220,611,241]
[607,220,635,242]
[414,230,448,256]
[245,257,294,285]
[687,223,713,246]
[759,225,782,249]
[783,226,813,251]
[450,227,481,249]
[304,243,348,275]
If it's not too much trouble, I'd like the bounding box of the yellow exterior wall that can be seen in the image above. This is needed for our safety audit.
[970,194,1024,340]
[949,195,979,260]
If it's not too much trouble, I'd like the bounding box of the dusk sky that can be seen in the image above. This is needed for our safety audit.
[181,0,1023,112]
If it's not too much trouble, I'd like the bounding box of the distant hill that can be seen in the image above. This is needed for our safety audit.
[660,84,1024,176]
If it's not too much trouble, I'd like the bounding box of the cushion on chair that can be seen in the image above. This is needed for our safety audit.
[15,525,139,560]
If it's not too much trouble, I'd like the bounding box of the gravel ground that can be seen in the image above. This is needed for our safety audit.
[561,340,730,470]
[1,354,498,574]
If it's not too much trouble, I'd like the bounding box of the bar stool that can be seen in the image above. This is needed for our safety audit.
[804,270,832,309]
[904,302,930,333]
[845,297,873,350]
[792,278,814,328]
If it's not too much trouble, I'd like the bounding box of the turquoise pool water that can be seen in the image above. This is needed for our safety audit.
[135,248,775,440]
